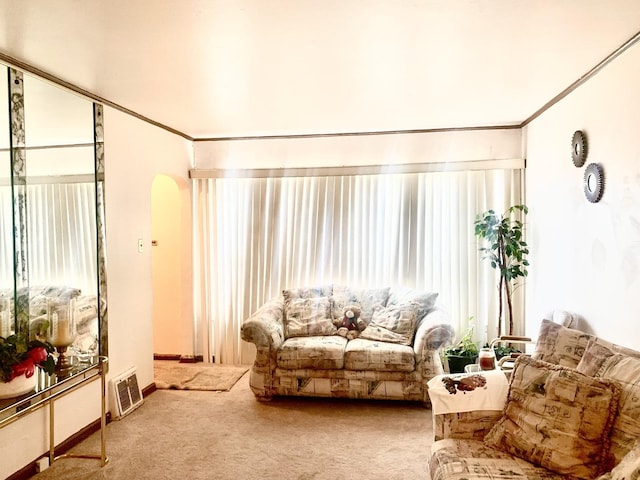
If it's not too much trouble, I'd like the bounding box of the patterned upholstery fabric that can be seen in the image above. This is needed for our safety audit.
[330,285,390,324]
[282,285,333,301]
[577,340,640,464]
[283,297,336,338]
[430,318,640,480]
[358,303,418,345]
[387,287,439,321]
[344,338,415,371]
[484,356,620,479]
[429,439,567,480]
[240,285,453,404]
[597,440,640,480]
[277,336,347,369]
[531,319,595,368]
[433,410,503,441]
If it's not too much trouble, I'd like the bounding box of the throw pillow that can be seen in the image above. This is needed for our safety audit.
[577,340,640,464]
[484,356,620,479]
[358,303,418,346]
[387,287,438,321]
[596,440,640,480]
[283,296,336,338]
[282,285,333,302]
[531,318,595,368]
[330,286,390,325]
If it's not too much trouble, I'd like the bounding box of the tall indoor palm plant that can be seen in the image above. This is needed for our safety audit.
[474,205,529,336]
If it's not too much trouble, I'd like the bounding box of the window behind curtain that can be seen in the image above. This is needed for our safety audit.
[194,168,524,365]
[0,182,98,294]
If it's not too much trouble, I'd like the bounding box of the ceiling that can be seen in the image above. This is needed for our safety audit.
[1,0,639,140]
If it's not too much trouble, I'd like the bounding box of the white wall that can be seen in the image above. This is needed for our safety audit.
[524,42,640,349]
[103,107,193,386]
[0,106,193,479]
[194,128,522,170]
[152,174,193,357]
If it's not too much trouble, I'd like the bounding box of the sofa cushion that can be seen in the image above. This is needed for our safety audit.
[596,440,640,480]
[429,439,567,480]
[283,296,336,338]
[343,338,415,372]
[358,303,419,345]
[531,318,596,368]
[277,336,347,370]
[577,340,640,464]
[330,286,390,324]
[484,356,620,479]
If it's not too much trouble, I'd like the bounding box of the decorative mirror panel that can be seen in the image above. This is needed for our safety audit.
[0,63,107,379]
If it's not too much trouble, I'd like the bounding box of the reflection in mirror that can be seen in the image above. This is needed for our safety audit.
[22,73,101,370]
[0,63,107,414]
[0,65,12,338]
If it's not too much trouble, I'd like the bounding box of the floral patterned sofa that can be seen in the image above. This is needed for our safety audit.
[240,285,455,405]
[429,316,640,480]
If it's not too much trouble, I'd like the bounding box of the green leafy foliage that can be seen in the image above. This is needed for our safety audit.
[474,205,529,336]
[444,320,479,358]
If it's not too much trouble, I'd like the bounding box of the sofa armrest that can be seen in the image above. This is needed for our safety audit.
[413,307,455,381]
[414,306,455,353]
[433,410,504,441]
[240,296,285,349]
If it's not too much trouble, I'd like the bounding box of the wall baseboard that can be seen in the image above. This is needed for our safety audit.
[153,354,204,363]
[179,355,203,363]
[153,353,181,361]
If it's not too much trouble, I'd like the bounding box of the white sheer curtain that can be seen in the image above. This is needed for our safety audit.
[0,182,98,294]
[27,182,98,293]
[0,186,14,290]
[194,168,524,365]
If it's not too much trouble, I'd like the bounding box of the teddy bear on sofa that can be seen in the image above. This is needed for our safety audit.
[335,305,365,340]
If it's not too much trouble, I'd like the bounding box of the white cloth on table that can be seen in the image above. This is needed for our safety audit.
[427,369,509,415]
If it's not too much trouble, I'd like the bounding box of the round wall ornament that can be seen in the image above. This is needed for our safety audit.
[572,130,588,167]
[584,163,604,203]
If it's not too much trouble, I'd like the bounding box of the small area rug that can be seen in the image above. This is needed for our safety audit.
[154,361,249,391]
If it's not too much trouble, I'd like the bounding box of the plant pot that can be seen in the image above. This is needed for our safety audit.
[446,355,478,374]
[0,372,37,399]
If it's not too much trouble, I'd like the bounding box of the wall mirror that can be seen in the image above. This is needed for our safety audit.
[584,163,604,203]
[0,62,107,402]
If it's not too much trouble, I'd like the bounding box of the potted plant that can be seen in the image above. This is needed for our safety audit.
[474,205,529,337]
[485,341,522,360]
[444,320,479,374]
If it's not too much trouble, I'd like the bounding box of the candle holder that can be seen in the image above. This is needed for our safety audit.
[478,347,496,371]
[46,298,77,373]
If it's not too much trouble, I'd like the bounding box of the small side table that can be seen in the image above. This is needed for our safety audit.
[0,356,109,468]
[427,369,509,441]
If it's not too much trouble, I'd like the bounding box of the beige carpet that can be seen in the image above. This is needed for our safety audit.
[154,361,249,391]
[30,369,434,480]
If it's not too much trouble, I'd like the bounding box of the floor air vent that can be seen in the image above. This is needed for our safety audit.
[111,368,143,419]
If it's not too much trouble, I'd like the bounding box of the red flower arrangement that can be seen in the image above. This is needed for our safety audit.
[0,335,56,383]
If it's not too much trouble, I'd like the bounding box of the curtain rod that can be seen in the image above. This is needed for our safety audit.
[189,158,525,179]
